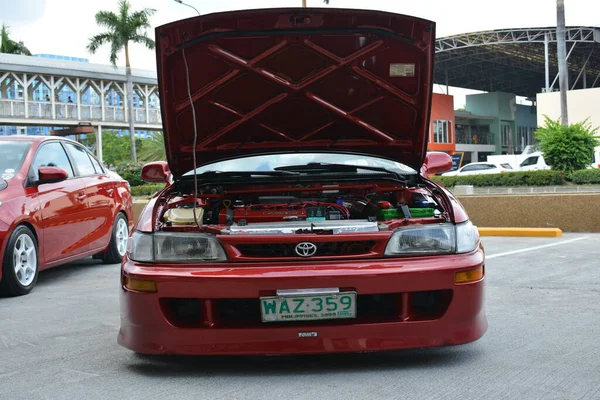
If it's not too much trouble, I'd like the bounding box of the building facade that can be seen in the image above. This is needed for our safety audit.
[428,93,456,154]
[536,87,600,131]
[427,92,538,168]
[0,54,159,138]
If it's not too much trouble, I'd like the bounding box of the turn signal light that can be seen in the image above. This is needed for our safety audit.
[123,276,157,292]
[454,266,484,284]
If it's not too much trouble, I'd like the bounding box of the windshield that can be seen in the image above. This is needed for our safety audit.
[0,140,32,180]
[184,153,417,176]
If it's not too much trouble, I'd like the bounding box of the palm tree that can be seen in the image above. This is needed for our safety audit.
[87,0,156,163]
[0,24,32,55]
[138,131,166,162]
[302,0,330,5]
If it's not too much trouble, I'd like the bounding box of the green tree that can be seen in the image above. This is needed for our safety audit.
[138,131,166,162]
[87,0,156,163]
[81,131,141,168]
[0,24,32,55]
[534,116,600,175]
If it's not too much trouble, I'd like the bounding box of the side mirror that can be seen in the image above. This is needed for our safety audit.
[141,161,171,184]
[38,166,69,184]
[422,152,453,176]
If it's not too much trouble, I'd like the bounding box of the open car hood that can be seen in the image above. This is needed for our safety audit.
[156,8,435,177]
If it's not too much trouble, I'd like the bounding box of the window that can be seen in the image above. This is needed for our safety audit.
[520,156,539,167]
[517,126,535,150]
[65,143,96,176]
[461,164,481,172]
[501,163,513,169]
[433,120,451,144]
[501,124,511,146]
[31,142,74,180]
[89,155,104,174]
[0,140,32,179]
[184,153,417,176]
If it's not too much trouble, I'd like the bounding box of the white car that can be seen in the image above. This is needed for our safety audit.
[519,152,551,171]
[442,162,514,176]
[520,149,600,170]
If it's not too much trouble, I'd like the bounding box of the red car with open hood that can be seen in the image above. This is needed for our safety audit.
[119,8,487,355]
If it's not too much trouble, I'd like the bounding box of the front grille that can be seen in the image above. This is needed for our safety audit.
[235,241,376,258]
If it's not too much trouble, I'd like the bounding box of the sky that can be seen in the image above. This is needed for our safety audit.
[1,0,598,108]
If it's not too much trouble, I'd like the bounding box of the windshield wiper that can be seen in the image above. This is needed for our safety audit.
[193,170,300,178]
[274,162,401,175]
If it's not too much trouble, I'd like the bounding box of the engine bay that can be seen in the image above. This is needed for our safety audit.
[156,179,449,235]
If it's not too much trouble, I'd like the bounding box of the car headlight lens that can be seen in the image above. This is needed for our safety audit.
[384,221,480,256]
[127,231,227,263]
[455,220,480,253]
[384,224,456,255]
[127,231,153,262]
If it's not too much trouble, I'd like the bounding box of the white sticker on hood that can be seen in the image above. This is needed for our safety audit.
[389,63,415,77]
[4,169,14,173]
[2,173,14,179]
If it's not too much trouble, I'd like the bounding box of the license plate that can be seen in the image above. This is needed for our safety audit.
[260,290,357,323]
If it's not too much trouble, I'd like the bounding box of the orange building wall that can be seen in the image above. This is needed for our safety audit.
[428,93,456,153]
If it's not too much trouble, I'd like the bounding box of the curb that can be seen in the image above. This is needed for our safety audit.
[477,227,563,237]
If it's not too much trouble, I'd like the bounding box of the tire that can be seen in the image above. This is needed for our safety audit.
[0,226,39,297]
[101,213,129,264]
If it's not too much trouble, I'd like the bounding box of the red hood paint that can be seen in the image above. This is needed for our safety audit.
[156,8,436,177]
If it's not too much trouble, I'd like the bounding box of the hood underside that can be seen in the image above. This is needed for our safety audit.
[156,8,436,177]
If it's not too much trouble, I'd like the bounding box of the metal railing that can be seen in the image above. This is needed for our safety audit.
[0,99,161,125]
[0,99,25,118]
[456,130,495,145]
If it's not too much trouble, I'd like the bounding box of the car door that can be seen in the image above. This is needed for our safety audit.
[29,141,91,263]
[63,142,116,253]
[481,164,499,174]
[520,156,539,171]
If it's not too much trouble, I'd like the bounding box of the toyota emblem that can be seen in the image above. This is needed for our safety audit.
[295,242,318,257]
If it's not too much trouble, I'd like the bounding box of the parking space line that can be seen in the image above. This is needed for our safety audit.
[486,236,589,259]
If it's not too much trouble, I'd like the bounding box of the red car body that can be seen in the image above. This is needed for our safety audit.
[119,8,487,355]
[0,136,133,296]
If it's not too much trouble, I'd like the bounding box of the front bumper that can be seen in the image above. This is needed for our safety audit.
[118,249,487,355]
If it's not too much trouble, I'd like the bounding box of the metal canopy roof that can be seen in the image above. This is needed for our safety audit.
[0,53,157,85]
[434,27,600,98]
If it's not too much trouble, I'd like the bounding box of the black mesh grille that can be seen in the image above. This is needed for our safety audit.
[235,241,376,258]
[160,290,453,329]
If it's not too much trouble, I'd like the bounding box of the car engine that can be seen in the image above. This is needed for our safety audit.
[157,179,447,235]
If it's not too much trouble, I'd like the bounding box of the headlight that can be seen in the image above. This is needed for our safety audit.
[127,231,227,263]
[384,221,480,256]
[127,231,153,262]
[455,220,480,253]
[385,224,456,255]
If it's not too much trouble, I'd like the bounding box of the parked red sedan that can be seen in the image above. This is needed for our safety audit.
[0,136,133,296]
[119,8,487,355]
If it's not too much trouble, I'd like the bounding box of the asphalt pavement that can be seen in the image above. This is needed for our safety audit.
[1,233,599,400]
